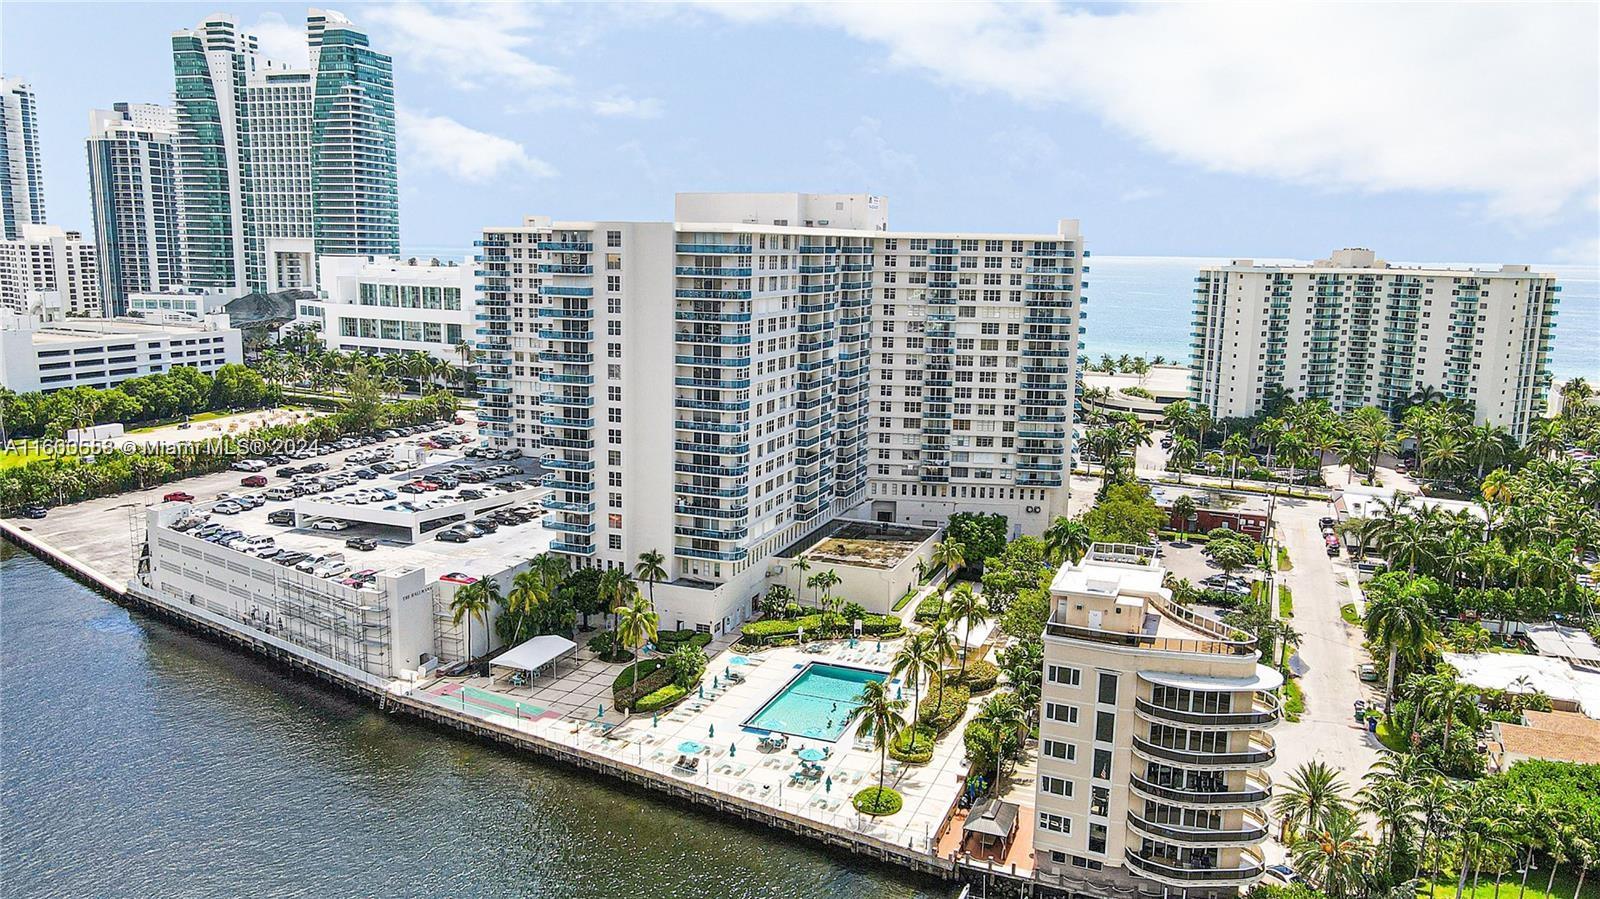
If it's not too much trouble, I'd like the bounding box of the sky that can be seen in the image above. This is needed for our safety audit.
[4,1,1598,264]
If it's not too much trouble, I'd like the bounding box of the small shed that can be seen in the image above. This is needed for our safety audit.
[962,798,1020,851]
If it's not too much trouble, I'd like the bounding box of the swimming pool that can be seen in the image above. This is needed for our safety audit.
[744,663,888,743]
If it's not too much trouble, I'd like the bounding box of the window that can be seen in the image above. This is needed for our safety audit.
[606,230,621,247]
[1039,813,1071,834]
[1042,739,1076,761]
[1097,672,1119,705]
[608,534,622,550]
[1041,775,1073,797]
[1092,748,1112,780]
[1095,710,1116,743]
[1088,823,1107,854]
[1089,786,1109,817]
[1047,665,1081,687]
[1045,703,1079,725]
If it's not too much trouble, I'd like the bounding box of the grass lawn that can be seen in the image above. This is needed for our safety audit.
[1429,869,1593,899]
[892,586,920,612]
[1281,677,1305,723]
[1374,715,1408,752]
[1276,545,1293,571]
[0,445,58,470]
[1340,603,1361,624]
[1278,585,1294,618]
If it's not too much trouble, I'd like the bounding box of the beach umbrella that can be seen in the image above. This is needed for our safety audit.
[698,684,705,699]
[652,714,658,728]
[730,742,737,757]
[709,723,716,739]
[713,675,720,689]
[825,775,832,793]
[896,685,903,701]
[598,703,605,718]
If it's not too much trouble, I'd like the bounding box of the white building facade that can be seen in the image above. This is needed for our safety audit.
[87,103,183,316]
[169,9,397,294]
[474,193,1086,634]
[1190,249,1560,440]
[1033,544,1279,898]
[0,224,100,317]
[301,254,474,364]
[0,76,47,240]
[0,309,241,393]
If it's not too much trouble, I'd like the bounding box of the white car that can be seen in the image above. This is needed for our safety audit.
[312,519,349,532]
[231,459,267,472]
[213,502,242,515]
[313,560,350,578]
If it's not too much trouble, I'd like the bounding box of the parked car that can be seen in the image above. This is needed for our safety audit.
[19,506,47,519]
[314,560,351,579]
[277,466,302,478]
[267,509,296,526]
[1358,663,1378,682]
[311,519,349,532]
[240,475,268,488]
[1265,865,1301,886]
[435,530,469,543]
[471,518,499,534]
[213,502,242,515]
[231,459,267,472]
[345,537,378,551]
[163,491,195,503]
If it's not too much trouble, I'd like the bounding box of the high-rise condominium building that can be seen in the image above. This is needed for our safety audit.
[1190,248,1560,440]
[170,8,397,294]
[299,254,474,365]
[0,225,99,317]
[475,192,1085,633]
[0,77,47,240]
[1033,543,1278,898]
[87,103,183,316]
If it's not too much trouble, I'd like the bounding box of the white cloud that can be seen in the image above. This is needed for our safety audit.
[365,2,568,92]
[398,109,555,182]
[251,12,308,68]
[826,117,920,186]
[695,2,1599,222]
[1119,187,1162,204]
[592,94,664,119]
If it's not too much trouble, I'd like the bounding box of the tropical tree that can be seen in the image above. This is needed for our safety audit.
[791,556,812,605]
[1292,807,1376,899]
[845,679,908,798]
[1042,515,1092,566]
[930,538,967,579]
[1222,431,1250,486]
[634,549,667,609]
[449,576,494,663]
[1273,760,1350,842]
[1417,671,1480,756]
[925,616,958,709]
[615,592,660,694]
[890,632,939,746]
[1364,575,1439,715]
[972,692,1025,789]
[945,583,990,680]
[1167,435,1199,483]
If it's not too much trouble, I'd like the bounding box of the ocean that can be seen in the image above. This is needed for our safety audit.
[406,246,1598,382]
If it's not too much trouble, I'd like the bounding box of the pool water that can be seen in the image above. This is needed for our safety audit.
[745,664,888,742]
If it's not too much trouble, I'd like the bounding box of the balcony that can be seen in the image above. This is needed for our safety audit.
[1134,694,1280,729]
[540,414,595,430]
[675,266,751,278]
[1127,810,1269,846]
[540,393,594,408]
[675,288,752,301]
[538,372,595,385]
[542,518,596,535]
[550,540,597,556]
[538,241,593,252]
[676,545,748,562]
[676,243,752,255]
[1132,733,1276,768]
[1123,847,1265,887]
[542,498,596,514]
[537,307,594,319]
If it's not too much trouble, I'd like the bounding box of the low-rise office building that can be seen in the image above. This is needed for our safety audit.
[1034,543,1279,897]
[0,309,241,392]
[0,224,100,316]
[1190,249,1560,440]
[299,255,475,365]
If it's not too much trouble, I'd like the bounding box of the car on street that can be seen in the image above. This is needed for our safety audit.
[1358,663,1378,682]
[163,491,195,503]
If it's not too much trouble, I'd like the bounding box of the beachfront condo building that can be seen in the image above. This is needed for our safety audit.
[0,76,46,241]
[475,192,1086,635]
[0,225,100,317]
[170,9,397,295]
[1189,248,1560,440]
[299,254,475,366]
[87,104,184,316]
[1033,543,1279,898]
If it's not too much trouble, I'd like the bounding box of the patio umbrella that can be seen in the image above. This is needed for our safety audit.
[730,742,736,757]
[875,641,881,653]
[713,675,719,689]
[598,703,605,718]
[698,684,704,699]
[896,685,903,701]
[709,723,716,739]
[652,714,658,728]
[825,775,832,793]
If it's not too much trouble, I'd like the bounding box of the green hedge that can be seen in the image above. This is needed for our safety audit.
[914,595,946,622]
[633,683,688,713]
[612,659,674,710]
[917,681,971,734]
[888,725,937,764]
[959,660,1000,693]
[655,629,712,650]
[853,786,903,816]
[740,613,904,645]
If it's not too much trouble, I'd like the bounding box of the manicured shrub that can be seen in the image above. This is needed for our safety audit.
[852,786,903,816]
[888,725,937,764]
[960,660,1000,694]
[739,613,902,645]
[633,683,688,713]
[588,631,632,662]
[917,681,971,734]
[914,595,945,622]
[612,659,674,710]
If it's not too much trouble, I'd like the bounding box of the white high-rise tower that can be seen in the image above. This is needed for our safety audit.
[0,77,47,241]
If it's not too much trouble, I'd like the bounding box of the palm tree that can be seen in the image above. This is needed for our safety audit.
[945,583,989,680]
[1167,435,1199,484]
[634,549,667,609]
[615,591,659,694]
[925,616,957,713]
[1042,516,1092,565]
[1364,578,1437,715]
[791,556,811,607]
[1222,431,1250,486]
[1292,807,1375,899]
[505,568,545,643]
[1464,423,1509,480]
[1454,789,1514,899]
[1255,417,1286,470]
[930,538,967,579]
[844,679,908,799]
[1418,671,1479,756]
[890,632,939,749]
[449,578,492,663]
[1273,760,1350,842]
[972,692,1025,790]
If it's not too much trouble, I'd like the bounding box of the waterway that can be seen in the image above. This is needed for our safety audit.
[0,545,945,899]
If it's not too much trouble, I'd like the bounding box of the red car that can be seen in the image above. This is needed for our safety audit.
[163,491,195,503]
[439,572,478,585]
[240,475,268,487]
[453,416,466,425]
[413,480,439,492]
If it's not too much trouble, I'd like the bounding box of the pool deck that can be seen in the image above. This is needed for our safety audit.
[413,636,973,854]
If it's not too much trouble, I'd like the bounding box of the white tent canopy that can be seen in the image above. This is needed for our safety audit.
[489,635,578,680]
